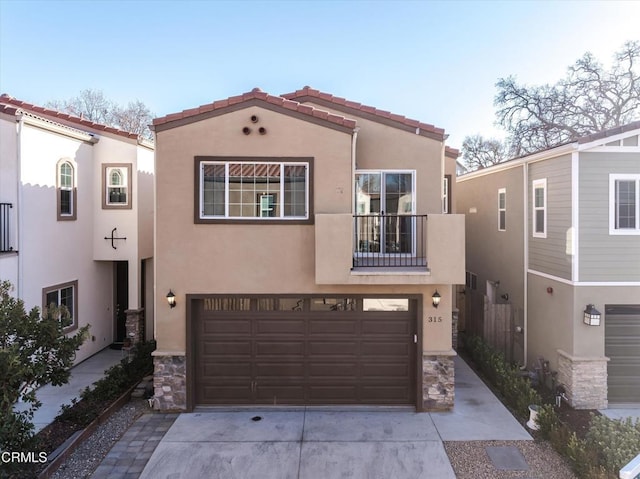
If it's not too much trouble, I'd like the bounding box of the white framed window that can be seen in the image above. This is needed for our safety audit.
[609,174,640,235]
[42,280,78,332]
[443,176,449,214]
[498,188,506,231]
[57,159,76,220]
[532,179,547,238]
[199,160,310,221]
[102,164,132,209]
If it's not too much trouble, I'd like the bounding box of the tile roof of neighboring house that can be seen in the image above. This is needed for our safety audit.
[0,94,140,140]
[577,119,640,144]
[445,146,460,158]
[152,88,358,131]
[282,86,446,141]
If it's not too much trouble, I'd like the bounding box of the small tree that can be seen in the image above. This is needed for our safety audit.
[0,280,88,450]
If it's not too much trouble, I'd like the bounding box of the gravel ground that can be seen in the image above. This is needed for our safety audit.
[445,439,578,479]
[49,399,149,479]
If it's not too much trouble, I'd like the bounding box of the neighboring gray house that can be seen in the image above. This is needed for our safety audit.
[457,121,640,410]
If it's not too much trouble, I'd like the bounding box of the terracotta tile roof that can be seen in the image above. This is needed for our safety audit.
[445,146,460,158]
[0,103,19,116]
[282,86,446,140]
[152,88,357,130]
[0,94,139,139]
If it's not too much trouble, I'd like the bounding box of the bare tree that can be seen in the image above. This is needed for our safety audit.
[461,135,509,170]
[111,100,154,139]
[495,40,640,157]
[46,89,154,140]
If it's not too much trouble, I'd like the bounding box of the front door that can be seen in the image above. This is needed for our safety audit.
[115,261,128,343]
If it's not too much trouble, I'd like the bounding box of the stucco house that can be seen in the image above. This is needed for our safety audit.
[0,95,154,364]
[457,121,640,409]
[151,87,465,412]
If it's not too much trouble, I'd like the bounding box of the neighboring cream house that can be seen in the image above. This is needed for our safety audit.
[0,95,154,363]
[457,121,640,409]
[151,87,464,412]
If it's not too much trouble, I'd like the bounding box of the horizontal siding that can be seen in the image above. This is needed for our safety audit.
[579,152,640,282]
[529,155,573,280]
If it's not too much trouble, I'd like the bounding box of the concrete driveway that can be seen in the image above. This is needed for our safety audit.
[139,410,456,479]
[136,357,531,479]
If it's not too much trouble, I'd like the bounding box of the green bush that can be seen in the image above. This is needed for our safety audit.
[462,334,640,479]
[57,340,155,427]
[585,415,640,475]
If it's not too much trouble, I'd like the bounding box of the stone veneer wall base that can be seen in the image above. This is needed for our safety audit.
[422,354,455,411]
[125,308,145,345]
[153,353,187,411]
[557,350,608,410]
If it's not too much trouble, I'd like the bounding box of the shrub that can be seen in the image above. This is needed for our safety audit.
[0,280,88,452]
[585,415,640,475]
[57,340,155,427]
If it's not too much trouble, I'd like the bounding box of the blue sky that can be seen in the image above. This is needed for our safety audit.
[1,0,639,148]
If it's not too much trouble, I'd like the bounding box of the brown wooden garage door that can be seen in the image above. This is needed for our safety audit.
[192,297,417,406]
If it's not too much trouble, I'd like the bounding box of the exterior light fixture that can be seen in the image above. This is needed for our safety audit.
[583,304,601,326]
[432,290,441,308]
[166,290,176,308]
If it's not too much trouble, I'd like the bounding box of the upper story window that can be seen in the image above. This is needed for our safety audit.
[498,188,506,231]
[532,179,547,238]
[57,159,76,221]
[610,174,640,235]
[102,164,132,209]
[197,158,312,223]
[443,176,451,214]
[43,280,78,333]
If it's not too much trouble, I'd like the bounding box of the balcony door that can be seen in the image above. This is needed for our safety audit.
[355,171,415,256]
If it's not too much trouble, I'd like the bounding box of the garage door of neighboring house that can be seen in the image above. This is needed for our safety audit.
[605,305,640,404]
[192,296,417,406]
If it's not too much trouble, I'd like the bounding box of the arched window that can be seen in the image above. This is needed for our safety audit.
[57,160,76,220]
[103,164,132,209]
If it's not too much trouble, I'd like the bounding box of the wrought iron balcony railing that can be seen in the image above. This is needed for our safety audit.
[353,214,427,268]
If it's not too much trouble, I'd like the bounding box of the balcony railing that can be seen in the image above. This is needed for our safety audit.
[1,203,13,253]
[353,214,427,268]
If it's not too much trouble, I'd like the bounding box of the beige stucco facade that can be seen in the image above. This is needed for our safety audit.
[152,89,464,411]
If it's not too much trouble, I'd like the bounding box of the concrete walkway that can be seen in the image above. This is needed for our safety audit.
[14,347,123,432]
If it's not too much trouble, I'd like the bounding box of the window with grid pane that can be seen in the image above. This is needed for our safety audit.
[498,188,506,231]
[610,174,640,235]
[43,280,78,332]
[532,179,546,238]
[200,160,309,220]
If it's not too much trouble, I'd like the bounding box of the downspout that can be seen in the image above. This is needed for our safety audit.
[15,114,24,299]
[351,127,359,269]
[523,161,529,367]
[351,127,359,214]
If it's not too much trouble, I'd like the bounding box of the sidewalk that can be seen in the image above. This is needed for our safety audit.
[14,347,123,432]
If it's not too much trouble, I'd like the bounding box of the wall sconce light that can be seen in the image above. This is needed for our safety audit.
[432,290,441,308]
[583,304,601,326]
[166,290,176,308]
[501,293,509,301]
